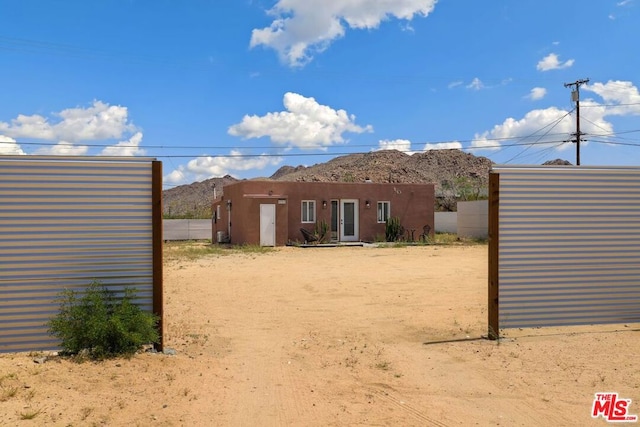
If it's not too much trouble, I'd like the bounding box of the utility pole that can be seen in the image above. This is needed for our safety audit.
[564,78,589,165]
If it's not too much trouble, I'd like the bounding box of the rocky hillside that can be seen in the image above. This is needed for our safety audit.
[163,175,239,218]
[162,149,497,217]
[271,149,492,185]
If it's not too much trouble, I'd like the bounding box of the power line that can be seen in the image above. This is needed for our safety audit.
[582,127,640,145]
[530,142,569,164]
[7,132,576,150]
[13,103,640,154]
[581,102,640,109]
[504,109,573,164]
[0,140,586,161]
[5,117,640,163]
[589,139,640,147]
[153,139,595,157]
[7,132,640,160]
[18,125,638,153]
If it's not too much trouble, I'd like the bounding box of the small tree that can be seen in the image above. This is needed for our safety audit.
[437,176,488,211]
[48,281,159,360]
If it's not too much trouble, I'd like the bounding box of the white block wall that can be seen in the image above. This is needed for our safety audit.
[457,200,488,239]
[164,219,212,240]
[434,212,457,233]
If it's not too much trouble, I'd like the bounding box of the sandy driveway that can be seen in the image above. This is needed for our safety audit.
[0,243,638,426]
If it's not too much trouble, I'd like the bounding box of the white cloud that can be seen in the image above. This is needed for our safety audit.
[54,101,136,141]
[376,139,462,154]
[163,150,283,185]
[0,114,55,140]
[0,101,144,157]
[163,169,188,186]
[377,139,414,154]
[537,53,575,71]
[0,101,137,142]
[472,107,576,151]
[467,78,484,91]
[527,87,547,101]
[400,22,416,32]
[452,78,510,91]
[228,92,372,150]
[36,141,90,156]
[250,0,438,67]
[423,141,462,150]
[583,80,640,115]
[611,1,633,20]
[471,80,640,153]
[100,132,145,156]
[0,135,25,155]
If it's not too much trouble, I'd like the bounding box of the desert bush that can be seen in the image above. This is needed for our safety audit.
[48,281,159,360]
[314,220,329,243]
[385,216,403,242]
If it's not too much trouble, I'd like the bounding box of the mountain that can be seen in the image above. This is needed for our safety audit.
[162,149,497,217]
[270,149,492,185]
[542,159,573,166]
[163,175,239,218]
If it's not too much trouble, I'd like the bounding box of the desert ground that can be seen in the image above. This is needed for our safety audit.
[0,242,638,426]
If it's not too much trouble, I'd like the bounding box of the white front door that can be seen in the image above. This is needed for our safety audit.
[260,204,276,246]
[340,199,359,242]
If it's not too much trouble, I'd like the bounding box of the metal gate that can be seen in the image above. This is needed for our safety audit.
[488,166,640,338]
[0,156,163,352]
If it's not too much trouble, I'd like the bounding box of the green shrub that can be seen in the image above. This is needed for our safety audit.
[385,216,403,242]
[48,281,159,360]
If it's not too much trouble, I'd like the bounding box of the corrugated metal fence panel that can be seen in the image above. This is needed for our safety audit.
[494,166,640,329]
[0,158,155,352]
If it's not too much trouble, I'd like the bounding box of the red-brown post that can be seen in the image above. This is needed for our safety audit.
[152,161,164,351]
[488,172,500,339]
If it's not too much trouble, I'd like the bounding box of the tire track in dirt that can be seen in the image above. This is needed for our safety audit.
[215,280,330,425]
[409,341,575,426]
[361,383,450,427]
[275,355,333,426]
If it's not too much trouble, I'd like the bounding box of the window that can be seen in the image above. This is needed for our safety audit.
[301,200,316,223]
[377,201,390,223]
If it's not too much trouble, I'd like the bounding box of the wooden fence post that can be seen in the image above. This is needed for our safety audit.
[152,161,164,351]
[488,172,500,339]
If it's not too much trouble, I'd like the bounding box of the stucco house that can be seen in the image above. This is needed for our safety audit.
[211,180,434,246]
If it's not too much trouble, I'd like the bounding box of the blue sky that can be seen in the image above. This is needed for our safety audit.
[1,0,639,188]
